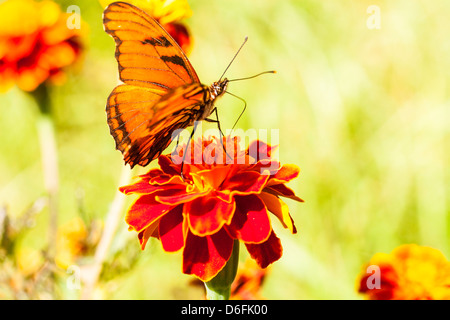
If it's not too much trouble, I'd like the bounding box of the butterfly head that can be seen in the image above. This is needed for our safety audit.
[210,78,229,100]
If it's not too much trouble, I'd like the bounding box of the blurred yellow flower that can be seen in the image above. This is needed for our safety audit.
[55,217,89,269]
[358,244,450,300]
[0,0,85,92]
[16,247,44,277]
[99,0,192,24]
[100,0,192,54]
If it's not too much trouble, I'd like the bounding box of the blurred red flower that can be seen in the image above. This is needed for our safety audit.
[120,135,303,281]
[0,0,84,92]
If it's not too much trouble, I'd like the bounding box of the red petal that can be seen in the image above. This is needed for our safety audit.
[138,221,159,250]
[195,166,232,189]
[269,164,300,184]
[247,140,278,161]
[134,169,164,181]
[159,205,185,252]
[185,195,235,236]
[150,174,185,186]
[215,190,233,203]
[263,184,304,202]
[125,195,172,232]
[258,192,297,234]
[156,188,209,205]
[151,185,190,202]
[182,228,233,281]
[221,170,269,195]
[119,181,163,195]
[226,195,271,244]
[245,230,283,268]
[119,174,161,194]
[250,160,281,176]
[120,169,185,195]
[119,172,164,194]
[158,155,181,176]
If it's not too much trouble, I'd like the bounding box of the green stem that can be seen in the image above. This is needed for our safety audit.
[81,166,132,299]
[204,239,239,300]
[31,83,51,115]
[30,84,59,260]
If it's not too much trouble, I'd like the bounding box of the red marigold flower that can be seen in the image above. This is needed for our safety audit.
[358,244,450,300]
[0,0,84,92]
[99,0,192,54]
[120,135,303,282]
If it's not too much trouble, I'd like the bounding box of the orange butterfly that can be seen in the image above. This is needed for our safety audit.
[103,1,229,168]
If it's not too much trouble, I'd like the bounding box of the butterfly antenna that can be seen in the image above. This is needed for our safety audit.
[225,71,275,129]
[219,36,248,82]
[228,70,276,82]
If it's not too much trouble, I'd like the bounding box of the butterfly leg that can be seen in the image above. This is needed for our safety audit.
[205,108,233,162]
[204,108,225,136]
[175,131,181,152]
[180,121,198,181]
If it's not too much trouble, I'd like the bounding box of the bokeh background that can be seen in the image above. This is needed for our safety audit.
[0,0,448,299]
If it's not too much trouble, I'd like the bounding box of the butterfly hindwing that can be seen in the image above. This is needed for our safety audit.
[106,82,210,167]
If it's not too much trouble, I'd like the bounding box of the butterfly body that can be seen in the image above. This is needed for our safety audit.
[103,2,229,168]
[209,79,229,101]
[202,79,229,119]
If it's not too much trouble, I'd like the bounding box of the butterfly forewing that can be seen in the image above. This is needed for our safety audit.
[103,1,199,89]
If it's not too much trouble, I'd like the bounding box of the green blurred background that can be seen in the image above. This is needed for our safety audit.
[0,0,449,299]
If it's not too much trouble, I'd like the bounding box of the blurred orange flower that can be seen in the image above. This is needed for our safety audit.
[0,0,84,92]
[230,259,267,300]
[191,258,268,299]
[100,0,192,54]
[120,135,303,282]
[358,244,450,300]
